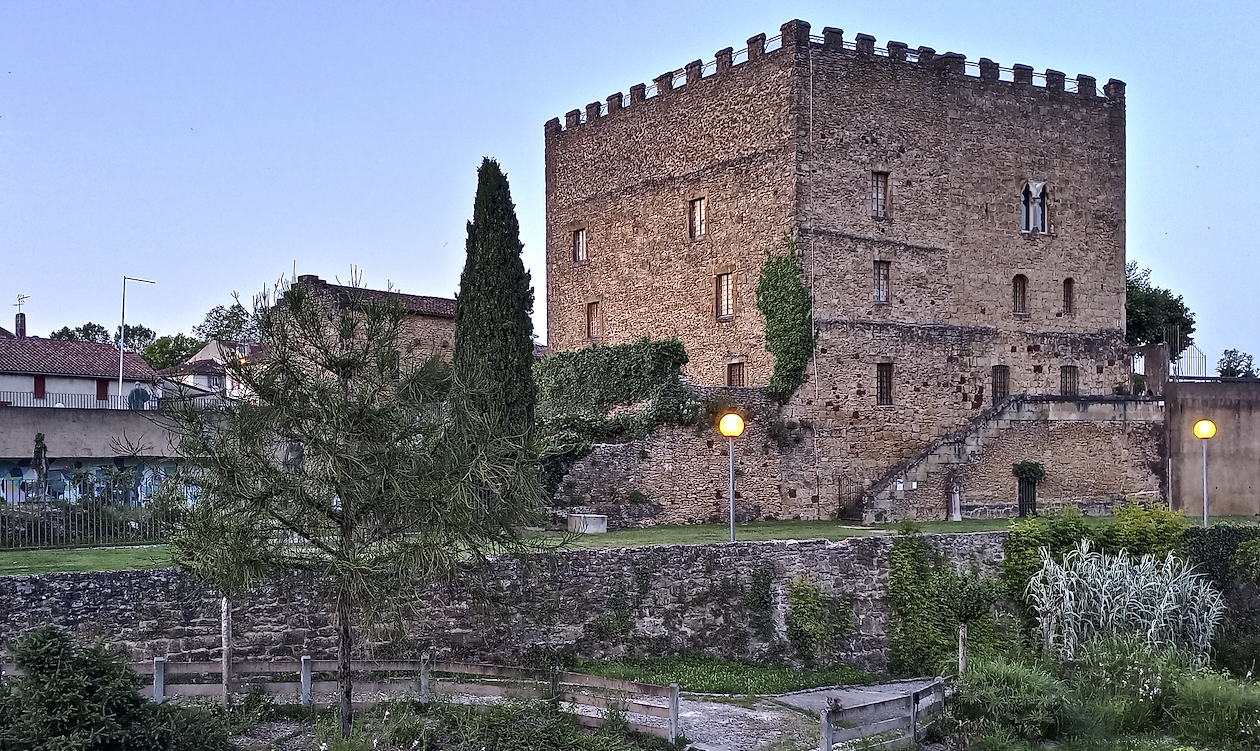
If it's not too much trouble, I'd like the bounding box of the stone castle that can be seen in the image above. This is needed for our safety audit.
[544,20,1162,523]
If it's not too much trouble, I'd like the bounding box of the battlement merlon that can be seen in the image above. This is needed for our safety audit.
[544,18,1125,136]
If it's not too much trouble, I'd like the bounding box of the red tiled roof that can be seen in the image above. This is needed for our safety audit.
[294,275,455,318]
[0,337,157,380]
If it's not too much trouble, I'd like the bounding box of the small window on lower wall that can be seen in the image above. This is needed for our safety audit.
[992,365,1009,404]
[727,361,745,387]
[34,375,46,399]
[586,301,601,340]
[96,378,110,401]
[877,362,893,405]
[1060,365,1079,396]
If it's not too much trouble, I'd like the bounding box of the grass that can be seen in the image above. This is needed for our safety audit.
[573,654,871,695]
[0,545,170,575]
[559,517,1014,549]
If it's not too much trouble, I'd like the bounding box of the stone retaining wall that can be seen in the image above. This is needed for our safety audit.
[0,532,1007,673]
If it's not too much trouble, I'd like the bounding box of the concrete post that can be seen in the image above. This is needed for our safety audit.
[221,596,232,707]
[959,621,968,675]
[153,657,166,703]
[300,655,312,707]
[668,683,680,742]
[420,653,431,703]
[820,708,834,750]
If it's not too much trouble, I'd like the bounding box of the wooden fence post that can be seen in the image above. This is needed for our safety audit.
[153,657,166,704]
[819,707,833,751]
[300,655,312,707]
[668,682,679,743]
[419,653,430,704]
[910,686,920,742]
[220,596,232,707]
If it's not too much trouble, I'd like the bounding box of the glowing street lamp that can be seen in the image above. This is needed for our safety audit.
[719,413,745,543]
[1194,418,1217,528]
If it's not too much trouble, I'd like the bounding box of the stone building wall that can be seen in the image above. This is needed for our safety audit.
[0,532,1007,673]
[1167,380,1260,517]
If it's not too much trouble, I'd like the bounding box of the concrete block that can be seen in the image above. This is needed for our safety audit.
[567,514,608,534]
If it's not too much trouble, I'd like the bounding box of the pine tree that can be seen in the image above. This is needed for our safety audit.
[453,158,536,437]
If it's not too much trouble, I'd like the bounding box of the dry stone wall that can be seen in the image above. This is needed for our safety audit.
[0,532,1007,673]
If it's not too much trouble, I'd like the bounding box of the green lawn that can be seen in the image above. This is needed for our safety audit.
[0,545,171,575]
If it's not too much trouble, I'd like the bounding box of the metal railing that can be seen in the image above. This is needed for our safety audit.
[0,391,160,410]
[0,499,165,549]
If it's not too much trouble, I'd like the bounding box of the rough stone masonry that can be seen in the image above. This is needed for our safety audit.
[0,533,1006,673]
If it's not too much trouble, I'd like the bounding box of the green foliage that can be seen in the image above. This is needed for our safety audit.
[951,656,1069,742]
[193,299,259,342]
[1066,638,1199,737]
[453,157,537,444]
[1095,502,1186,561]
[574,654,869,694]
[755,232,816,403]
[1125,261,1196,356]
[1026,541,1225,663]
[1232,538,1260,583]
[1165,672,1260,746]
[1181,521,1260,591]
[888,533,1002,675]
[48,321,111,343]
[1218,349,1257,378]
[1012,460,1046,484]
[535,338,694,447]
[141,333,207,370]
[0,625,232,751]
[784,577,852,662]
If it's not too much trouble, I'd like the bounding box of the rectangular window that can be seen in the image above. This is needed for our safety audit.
[586,301,601,340]
[716,273,733,319]
[689,197,707,240]
[871,172,889,219]
[1060,365,1079,396]
[873,261,890,303]
[1013,275,1028,314]
[727,362,745,387]
[992,365,1009,405]
[1063,278,1074,316]
[1022,182,1047,233]
[33,375,46,399]
[572,228,587,264]
[876,363,894,405]
[95,378,109,401]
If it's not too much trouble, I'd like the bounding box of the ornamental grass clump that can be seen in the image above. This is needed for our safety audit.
[1026,540,1225,663]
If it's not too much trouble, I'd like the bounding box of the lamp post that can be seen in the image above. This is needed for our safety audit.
[719,413,745,543]
[1193,418,1217,528]
[118,276,156,398]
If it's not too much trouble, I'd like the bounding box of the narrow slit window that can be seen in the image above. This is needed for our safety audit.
[95,378,110,401]
[1013,274,1028,314]
[1060,365,1079,396]
[871,171,889,218]
[689,197,707,240]
[1021,181,1047,233]
[727,362,745,387]
[873,260,890,303]
[715,273,733,319]
[586,301,601,340]
[573,228,587,263]
[1063,277,1075,316]
[992,365,1009,405]
[34,375,46,400]
[876,362,894,405]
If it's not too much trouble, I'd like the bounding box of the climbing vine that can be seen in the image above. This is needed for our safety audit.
[756,232,816,403]
[785,577,852,664]
[1012,460,1046,484]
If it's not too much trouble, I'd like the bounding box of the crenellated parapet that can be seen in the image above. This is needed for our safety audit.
[544,19,1125,136]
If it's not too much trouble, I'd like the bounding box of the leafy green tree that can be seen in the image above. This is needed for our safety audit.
[1126,261,1196,356]
[155,279,550,739]
[142,333,207,370]
[193,300,259,342]
[452,157,537,442]
[1218,348,1257,378]
[116,323,157,352]
[48,321,111,343]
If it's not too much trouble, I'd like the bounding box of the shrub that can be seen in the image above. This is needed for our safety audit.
[950,656,1068,742]
[784,577,851,663]
[1166,671,1260,746]
[1095,500,1186,560]
[1233,537,1260,583]
[1066,637,1198,736]
[1026,541,1226,662]
[0,625,232,751]
[1181,521,1260,591]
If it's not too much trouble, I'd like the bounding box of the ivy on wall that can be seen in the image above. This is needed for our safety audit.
[756,232,816,404]
[784,577,853,665]
[1012,460,1046,484]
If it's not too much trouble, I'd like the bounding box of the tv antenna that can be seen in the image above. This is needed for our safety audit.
[14,294,29,312]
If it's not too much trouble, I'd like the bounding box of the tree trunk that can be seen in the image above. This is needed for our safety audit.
[337,589,354,739]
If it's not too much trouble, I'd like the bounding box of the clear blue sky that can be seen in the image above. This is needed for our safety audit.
[1,0,1255,367]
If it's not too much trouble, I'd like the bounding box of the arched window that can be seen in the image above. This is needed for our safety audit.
[1013,274,1028,314]
[1063,278,1075,315]
[1021,181,1047,233]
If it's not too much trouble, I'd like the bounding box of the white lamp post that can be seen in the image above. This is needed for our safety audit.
[719,412,745,543]
[1193,418,1217,528]
[119,276,156,399]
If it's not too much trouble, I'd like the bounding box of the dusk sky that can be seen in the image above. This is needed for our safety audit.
[1,0,1255,367]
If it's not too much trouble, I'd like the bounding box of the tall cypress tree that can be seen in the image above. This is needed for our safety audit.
[453,158,536,436]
